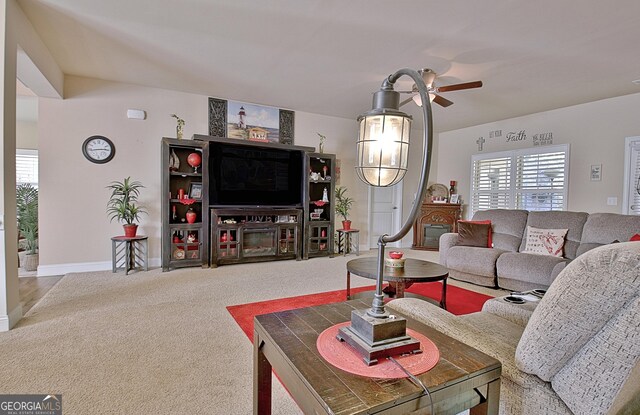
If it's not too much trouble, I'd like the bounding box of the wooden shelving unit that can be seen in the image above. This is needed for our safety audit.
[304,152,335,259]
[161,138,209,271]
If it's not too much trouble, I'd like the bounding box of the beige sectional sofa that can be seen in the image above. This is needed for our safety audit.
[439,209,640,291]
[388,242,640,415]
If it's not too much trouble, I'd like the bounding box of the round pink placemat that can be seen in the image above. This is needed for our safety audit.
[317,322,440,378]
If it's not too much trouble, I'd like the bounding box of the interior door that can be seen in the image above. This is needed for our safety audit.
[368,183,403,249]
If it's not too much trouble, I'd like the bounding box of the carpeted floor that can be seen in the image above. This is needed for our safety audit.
[0,249,504,414]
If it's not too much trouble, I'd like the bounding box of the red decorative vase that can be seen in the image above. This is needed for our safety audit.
[187,152,202,173]
[186,209,197,224]
[123,224,138,237]
[389,251,404,259]
[342,220,351,230]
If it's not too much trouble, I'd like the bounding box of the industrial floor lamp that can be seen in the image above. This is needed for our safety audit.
[337,68,434,365]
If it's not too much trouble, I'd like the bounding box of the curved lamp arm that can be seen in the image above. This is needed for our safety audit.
[368,68,434,318]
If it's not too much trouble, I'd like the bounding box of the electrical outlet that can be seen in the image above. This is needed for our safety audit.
[607,197,618,206]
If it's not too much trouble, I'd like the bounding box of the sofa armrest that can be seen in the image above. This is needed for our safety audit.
[482,297,538,327]
[439,232,459,266]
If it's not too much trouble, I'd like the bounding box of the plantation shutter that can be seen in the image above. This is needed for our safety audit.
[515,149,567,211]
[626,139,640,215]
[16,149,38,187]
[470,145,569,216]
[471,156,511,213]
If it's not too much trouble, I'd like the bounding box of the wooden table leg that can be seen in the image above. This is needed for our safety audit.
[470,378,500,415]
[253,333,272,415]
[346,271,351,300]
[440,276,448,310]
[396,281,406,298]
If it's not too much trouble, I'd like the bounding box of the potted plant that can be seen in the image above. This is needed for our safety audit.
[107,177,147,237]
[16,183,38,271]
[335,186,354,230]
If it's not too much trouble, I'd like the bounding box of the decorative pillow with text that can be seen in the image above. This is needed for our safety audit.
[522,226,568,257]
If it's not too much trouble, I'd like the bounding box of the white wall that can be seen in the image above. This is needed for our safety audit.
[436,92,640,218]
[1,0,63,329]
[37,77,640,274]
[16,120,37,149]
[37,76,365,274]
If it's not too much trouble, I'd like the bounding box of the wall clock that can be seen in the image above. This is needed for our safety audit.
[82,135,115,164]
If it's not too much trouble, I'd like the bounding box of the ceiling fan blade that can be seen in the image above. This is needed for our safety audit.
[399,96,415,107]
[432,94,454,107]
[435,80,483,93]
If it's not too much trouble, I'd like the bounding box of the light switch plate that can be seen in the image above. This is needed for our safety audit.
[607,197,618,206]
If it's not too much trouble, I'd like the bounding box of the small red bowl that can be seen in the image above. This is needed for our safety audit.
[389,251,403,259]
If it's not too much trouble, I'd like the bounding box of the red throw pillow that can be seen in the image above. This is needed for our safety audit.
[630,234,640,242]
[458,220,492,247]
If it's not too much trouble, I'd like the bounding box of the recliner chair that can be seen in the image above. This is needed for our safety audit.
[387,242,640,414]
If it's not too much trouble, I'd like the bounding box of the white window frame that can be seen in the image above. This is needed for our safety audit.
[16,148,38,187]
[470,144,570,216]
[622,136,640,215]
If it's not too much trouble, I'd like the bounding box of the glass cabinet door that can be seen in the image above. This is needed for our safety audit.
[170,228,202,261]
[308,223,331,254]
[278,226,297,255]
[217,228,239,259]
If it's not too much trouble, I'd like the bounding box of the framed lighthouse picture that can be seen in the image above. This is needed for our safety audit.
[208,97,295,145]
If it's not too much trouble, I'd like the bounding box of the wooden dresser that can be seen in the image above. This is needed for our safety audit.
[412,203,462,251]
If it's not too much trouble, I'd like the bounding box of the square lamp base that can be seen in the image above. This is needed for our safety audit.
[336,309,421,365]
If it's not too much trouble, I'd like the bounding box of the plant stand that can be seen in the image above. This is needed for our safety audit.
[111,236,148,275]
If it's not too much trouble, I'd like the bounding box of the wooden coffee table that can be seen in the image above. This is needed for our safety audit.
[346,257,449,309]
[254,299,501,414]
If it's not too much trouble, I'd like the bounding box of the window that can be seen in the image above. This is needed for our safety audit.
[470,145,569,215]
[623,137,640,215]
[16,149,38,187]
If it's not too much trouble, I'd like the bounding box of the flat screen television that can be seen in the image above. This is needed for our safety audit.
[208,141,304,207]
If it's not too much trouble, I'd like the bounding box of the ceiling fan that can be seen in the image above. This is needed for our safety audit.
[398,68,483,108]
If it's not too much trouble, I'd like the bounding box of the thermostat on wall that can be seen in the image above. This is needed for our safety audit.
[127,109,147,120]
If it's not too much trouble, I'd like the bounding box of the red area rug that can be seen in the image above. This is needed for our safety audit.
[228,283,493,342]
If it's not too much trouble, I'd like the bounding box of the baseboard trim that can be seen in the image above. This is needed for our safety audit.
[37,258,162,277]
[0,304,23,332]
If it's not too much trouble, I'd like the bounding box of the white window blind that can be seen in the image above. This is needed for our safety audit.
[515,151,566,211]
[16,149,38,186]
[471,156,511,212]
[471,145,569,216]
[624,138,640,215]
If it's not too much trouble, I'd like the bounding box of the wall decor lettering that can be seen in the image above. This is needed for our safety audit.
[533,132,554,146]
[476,137,485,151]
[506,130,527,142]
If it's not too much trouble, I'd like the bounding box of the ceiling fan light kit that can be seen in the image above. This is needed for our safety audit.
[399,68,483,108]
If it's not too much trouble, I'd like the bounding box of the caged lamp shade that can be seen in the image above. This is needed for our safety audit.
[356,112,411,187]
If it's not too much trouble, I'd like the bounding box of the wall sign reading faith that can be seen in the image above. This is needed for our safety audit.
[506,130,527,142]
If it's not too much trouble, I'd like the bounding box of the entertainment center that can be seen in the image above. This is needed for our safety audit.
[161,135,336,270]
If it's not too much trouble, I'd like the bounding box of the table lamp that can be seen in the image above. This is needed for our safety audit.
[337,68,434,365]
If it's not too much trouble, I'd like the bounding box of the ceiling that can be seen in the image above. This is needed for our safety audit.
[17,0,640,132]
